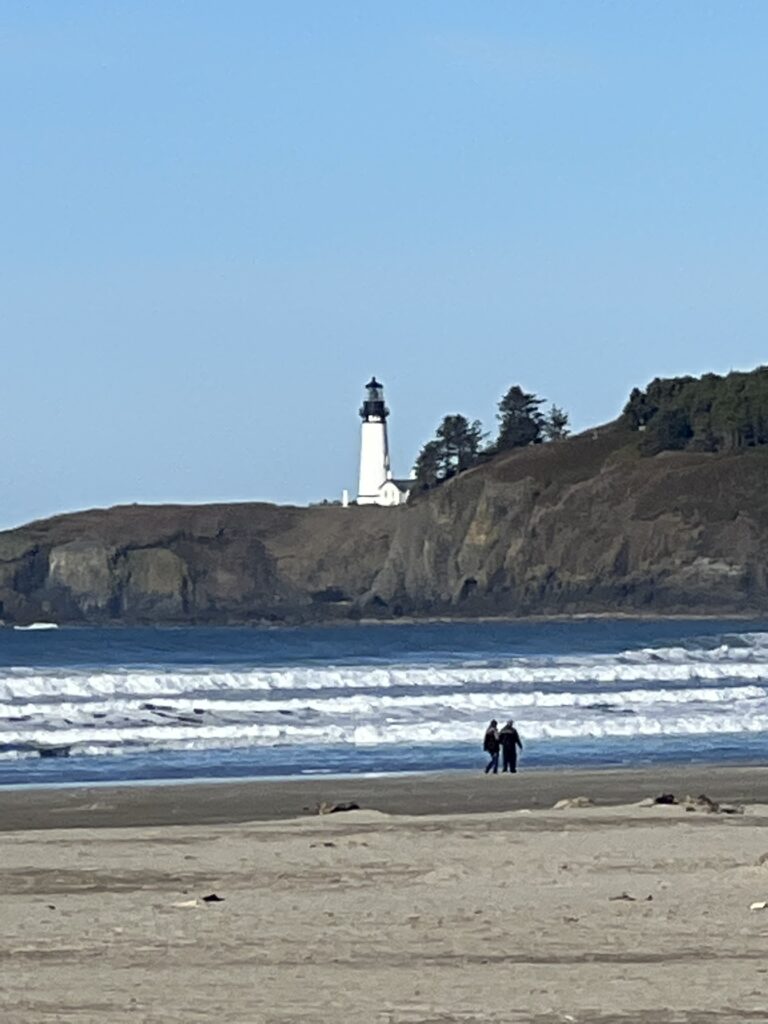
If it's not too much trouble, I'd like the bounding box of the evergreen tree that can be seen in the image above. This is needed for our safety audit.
[640,408,693,455]
[414,415,486,487]
[542,404,570,442]
[623,366,768,455]
[436,415,486,475]
[413,439,442,488]
[497,386,545,449]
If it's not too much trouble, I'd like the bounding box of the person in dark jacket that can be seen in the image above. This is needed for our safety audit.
[483,719,500,774]
[499,719,523,773]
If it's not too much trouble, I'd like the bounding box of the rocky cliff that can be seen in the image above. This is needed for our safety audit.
[3,422,768,625]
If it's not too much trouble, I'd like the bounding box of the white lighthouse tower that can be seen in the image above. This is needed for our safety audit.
[356,377,411,506]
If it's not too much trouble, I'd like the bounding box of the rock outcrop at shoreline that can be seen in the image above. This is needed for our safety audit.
[2,421,768,624]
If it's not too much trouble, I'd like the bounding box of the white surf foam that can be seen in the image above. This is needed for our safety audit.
[3,633,768,760]
[5,655,768,703]
[1,707,767,759]
[1,683,765,724]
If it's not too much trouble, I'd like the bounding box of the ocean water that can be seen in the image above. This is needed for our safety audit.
[1,620,767,787]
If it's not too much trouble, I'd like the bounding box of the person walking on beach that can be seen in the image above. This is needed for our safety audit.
[483,719,500,774]
[499,719,523,773]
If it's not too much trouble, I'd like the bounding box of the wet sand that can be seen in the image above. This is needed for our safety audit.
[2,767,768,1023]
[1,763,767,831]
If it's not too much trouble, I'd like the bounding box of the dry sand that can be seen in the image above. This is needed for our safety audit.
[1,768,768,1023]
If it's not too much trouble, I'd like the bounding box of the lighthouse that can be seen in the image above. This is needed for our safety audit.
[356,377,412,506]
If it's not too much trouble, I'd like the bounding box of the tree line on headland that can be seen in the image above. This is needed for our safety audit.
[623,366,768,455]
[413,386,570,489]
[414,366,768,491]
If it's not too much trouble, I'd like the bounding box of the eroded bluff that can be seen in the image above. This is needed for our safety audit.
[2,425,768,624]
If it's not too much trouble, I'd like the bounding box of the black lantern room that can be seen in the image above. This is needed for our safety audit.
[359,377,389,421]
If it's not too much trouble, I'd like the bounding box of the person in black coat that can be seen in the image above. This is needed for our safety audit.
[483,719,500,774]
[499,719,523,773]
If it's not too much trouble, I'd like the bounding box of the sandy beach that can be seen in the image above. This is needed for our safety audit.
[2,767,768,1023]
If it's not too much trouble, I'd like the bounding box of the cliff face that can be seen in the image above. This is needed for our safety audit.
[3,424,768,624]
[372,426,768,616]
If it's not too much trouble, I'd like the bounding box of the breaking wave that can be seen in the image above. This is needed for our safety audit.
[2,629,768,762]
[6,651,768,702]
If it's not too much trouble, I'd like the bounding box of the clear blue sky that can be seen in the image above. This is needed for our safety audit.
[2,2,767,529]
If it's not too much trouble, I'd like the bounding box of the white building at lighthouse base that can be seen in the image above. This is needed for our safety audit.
[358,472,412,506]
